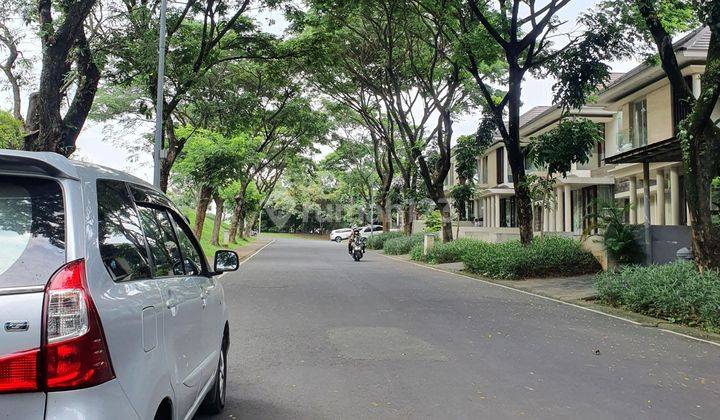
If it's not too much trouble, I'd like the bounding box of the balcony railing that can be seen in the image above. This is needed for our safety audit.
[616,128,647,153]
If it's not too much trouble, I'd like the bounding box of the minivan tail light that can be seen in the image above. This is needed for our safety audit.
[0,349,39,393]
[43,259,115,390]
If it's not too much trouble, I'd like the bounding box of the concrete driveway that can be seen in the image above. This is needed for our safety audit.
[197,238,719,420]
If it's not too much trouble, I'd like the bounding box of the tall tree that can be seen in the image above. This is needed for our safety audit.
[22,0,100,154]
[444,0,585,244]
[104,0,278,190]
[173,126,249,239]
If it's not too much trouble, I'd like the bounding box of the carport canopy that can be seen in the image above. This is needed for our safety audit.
[604,137,682,164]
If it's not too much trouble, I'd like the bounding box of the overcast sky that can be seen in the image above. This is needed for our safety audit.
[2,0,638,182]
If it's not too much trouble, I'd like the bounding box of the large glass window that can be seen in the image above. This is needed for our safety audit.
[631,99,648,147]
[0,176,65,288]
[137,206,184,277]
[97,180,151,282]
[496,148,505,184]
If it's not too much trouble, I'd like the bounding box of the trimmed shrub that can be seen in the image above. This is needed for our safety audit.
[462,236,600,279]
[424,238,485,264]
[409,243,425,261]
[595,261,720,331]
[384,234,424,255]
[366,231,404,250]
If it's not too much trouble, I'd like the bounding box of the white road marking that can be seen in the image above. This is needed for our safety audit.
[217,240,276,278]
[378,252,720,349]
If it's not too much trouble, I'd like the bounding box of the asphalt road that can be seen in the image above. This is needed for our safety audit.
[197,238,719,420]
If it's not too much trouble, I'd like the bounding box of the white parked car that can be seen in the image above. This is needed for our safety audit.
[329,228,353,242]
[359,225,383,238]
[0,151,238,420]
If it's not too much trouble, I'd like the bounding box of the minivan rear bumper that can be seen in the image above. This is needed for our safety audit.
[45,379,140,420]
[0,392,45,420]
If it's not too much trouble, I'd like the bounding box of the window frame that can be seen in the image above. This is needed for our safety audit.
[135,203,187,279]
[166,208,211,276]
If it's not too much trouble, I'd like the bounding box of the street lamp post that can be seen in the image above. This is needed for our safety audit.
[152,0,168,188]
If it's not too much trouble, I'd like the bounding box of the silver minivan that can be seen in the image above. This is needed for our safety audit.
[0,151,238,420]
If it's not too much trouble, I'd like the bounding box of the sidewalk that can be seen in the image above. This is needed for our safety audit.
[235,238,273,261]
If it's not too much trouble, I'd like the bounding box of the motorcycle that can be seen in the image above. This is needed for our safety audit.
[351,235,366,261]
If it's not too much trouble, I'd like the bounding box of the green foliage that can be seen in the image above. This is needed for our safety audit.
[183,209,253,258]
[174,128,252,189]
[454,134,488,181]
[423,238,484,264]
[462,236,600,279]
[449,183,474,207]
[0,111,24,149]
[383,234,424,255]
[409,243,425,262]
[366,231,404,250]
[424,210,442,233]
[596,262,720,331]
[527,119,603,176]
[594,201,641,264]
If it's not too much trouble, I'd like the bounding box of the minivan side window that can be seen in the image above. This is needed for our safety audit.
[170,214,205,276]
[97,180,152,282]
[137,206,184,277]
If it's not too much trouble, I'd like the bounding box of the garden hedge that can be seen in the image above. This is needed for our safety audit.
[461,236,600,279]
[595,261,720,331]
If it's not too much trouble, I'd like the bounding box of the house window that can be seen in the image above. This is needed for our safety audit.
[672,75,694,134]
[630,99,648,147]
[496,148,505,184]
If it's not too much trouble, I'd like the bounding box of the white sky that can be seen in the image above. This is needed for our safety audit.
[1,0,638,183]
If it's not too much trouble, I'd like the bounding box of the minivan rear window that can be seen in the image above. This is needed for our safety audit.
[0,176,65,288]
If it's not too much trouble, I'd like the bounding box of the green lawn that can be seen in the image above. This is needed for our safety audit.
[184,210,255,257]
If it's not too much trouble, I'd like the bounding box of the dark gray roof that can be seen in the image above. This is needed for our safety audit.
[519,106,552,127]
[601,27,710,93]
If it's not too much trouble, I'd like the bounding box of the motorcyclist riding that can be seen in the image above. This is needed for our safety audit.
[348,227,360,254]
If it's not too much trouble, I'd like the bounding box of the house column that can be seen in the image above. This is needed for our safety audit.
[494,195,501,227]
[563,185,572,232]
[629,176,638,224]
[669,166,680,225]
[483,198,489,227]
[692,74,701,98]
[548,200,557,232]
[642,162,652,264]
[555,187,563,232]
[656,169,666,225]
[543,204,550,232]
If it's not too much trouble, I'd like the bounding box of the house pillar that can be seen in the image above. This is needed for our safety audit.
[563,185,572,232]
[643,162,652,264]
[669,166,681,225]
[629,176,638,224]
[555,187,563,232]
[548,200,556,232]
[485,197,490,227]
[692,74,701,98]
[656,169,666,225]
[543,205,550,232]
[494,195,501,227]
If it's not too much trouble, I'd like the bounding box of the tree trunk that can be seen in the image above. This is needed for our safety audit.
[193,185,213,239]
[403,204,413,235]
[227,204,244,244]
[24,27,99,156]
[507,69,533,244]
[379,198,390,231]
[439,201,453,243]
[210,195,224,247]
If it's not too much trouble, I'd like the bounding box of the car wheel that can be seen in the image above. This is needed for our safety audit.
[199,343,227,414]
[334,236,342,242]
